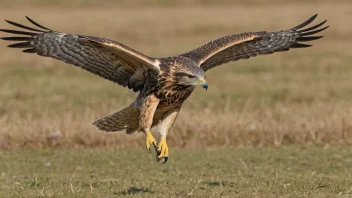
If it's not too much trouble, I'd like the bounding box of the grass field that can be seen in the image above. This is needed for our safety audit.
[1,145,352,197]
[0,0,351,197]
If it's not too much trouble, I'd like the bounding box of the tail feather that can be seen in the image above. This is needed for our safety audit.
[93,102,140,134]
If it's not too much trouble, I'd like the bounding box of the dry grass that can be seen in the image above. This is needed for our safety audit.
[0,1,351,149]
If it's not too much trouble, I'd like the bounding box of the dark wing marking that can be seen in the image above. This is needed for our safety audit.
[181,14,328,71]
[0,17,160,92]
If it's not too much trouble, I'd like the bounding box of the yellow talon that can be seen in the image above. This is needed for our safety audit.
[157,137,169,164]
[145,130,157,153]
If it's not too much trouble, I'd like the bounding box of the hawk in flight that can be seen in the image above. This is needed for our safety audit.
[0,14,328,164]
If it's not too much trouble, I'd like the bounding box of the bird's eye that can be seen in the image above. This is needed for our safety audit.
[187,75,196,79]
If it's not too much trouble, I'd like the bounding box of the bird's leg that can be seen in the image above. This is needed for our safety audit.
[157,135,168,164]
[156,106,181,164]
[139,94,160,153]
[145,130,157,153]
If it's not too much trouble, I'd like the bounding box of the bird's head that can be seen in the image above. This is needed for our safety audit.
[172,64,208,90]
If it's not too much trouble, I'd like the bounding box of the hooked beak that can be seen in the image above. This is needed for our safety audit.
[200,78,208,91]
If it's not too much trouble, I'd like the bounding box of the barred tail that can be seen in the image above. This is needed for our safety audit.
[93,102,140,134]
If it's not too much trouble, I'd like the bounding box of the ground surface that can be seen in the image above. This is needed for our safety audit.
[1,145,352,198]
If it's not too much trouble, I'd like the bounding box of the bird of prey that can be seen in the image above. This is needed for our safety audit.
[0,14,328,164]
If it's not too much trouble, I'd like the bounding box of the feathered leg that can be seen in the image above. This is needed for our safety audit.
[156,106,181,164]
[138,94,160,153]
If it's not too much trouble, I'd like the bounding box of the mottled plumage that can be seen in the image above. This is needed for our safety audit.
[0,14,328,164]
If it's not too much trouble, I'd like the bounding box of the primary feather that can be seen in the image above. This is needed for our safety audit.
[0,16,160,92]
[181,14,329,71]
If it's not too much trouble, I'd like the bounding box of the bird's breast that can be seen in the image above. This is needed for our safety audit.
[157,89,193,109]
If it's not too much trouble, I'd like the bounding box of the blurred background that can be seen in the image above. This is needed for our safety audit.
[0,0,350,149]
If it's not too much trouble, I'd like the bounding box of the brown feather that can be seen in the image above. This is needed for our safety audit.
[180,14,328,71]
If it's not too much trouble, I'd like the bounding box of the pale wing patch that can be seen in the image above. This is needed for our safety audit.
[93,41,161,73]
[198,34,262,66]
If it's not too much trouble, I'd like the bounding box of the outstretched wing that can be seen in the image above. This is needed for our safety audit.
[181,14,328,71]
[0,17,160,92]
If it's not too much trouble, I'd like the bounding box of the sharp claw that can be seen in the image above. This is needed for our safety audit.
[157,157,168,165]
[156,155,161,162]
[154,137,168,164]
[163,157,168,164]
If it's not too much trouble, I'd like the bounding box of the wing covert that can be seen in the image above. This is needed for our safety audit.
[181,14,328,71]
[0,16,160,92]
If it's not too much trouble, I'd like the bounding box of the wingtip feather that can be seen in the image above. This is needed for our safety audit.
[290,43,313,48]
[4,19,45,33]
[0,29,37,36]
[22,48,37,53]
[298,20,327,32]
[0,36,32,41]
[301,26,329,36]
[25,16,52,31]
[7,42,31,48]
[291,14,318,30]
[296,36,324,42]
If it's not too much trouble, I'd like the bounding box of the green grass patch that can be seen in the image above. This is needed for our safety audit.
[0,145,351,197]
